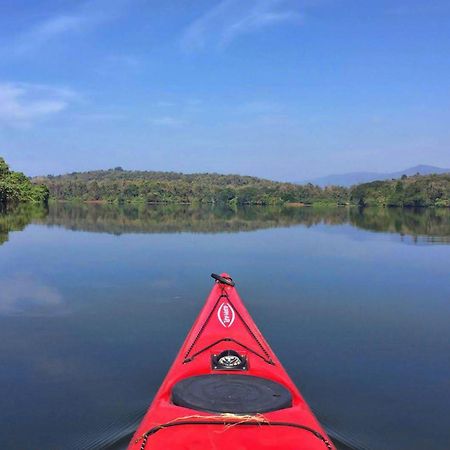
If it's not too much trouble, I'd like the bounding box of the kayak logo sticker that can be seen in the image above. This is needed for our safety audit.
[217,302,235,328]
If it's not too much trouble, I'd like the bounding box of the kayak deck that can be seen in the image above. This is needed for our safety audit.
[128,273,335,449]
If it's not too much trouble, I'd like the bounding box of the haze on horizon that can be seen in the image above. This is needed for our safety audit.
[0,0,449,181]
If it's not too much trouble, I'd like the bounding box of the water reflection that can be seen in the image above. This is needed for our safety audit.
[0,204,48,245]
[38,202,350,234]
[1,202,449,243]
[1,202,449,450]
[0,273,63,315]
[349,207,450,243]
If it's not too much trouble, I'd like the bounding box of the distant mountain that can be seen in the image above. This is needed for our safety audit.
[304,165,450,187]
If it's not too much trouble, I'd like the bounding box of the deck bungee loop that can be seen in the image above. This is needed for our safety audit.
[183,285,273,364]
[128,273,336,449]
[136,418,334,450]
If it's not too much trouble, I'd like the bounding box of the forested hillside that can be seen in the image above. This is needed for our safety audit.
[0,158,49,206]
[21,166,450,208]
[350,174,450,207]
[33,168,348,206]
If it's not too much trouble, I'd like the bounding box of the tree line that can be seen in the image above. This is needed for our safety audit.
[34,167,450,207]
[350,174,450,207]
[33,167,348,205]
[1,156,449,208]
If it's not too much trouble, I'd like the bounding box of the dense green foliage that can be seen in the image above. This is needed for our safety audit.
[0,157,49,206]
[5,161,447,208]
[35,168,349,205]
[350,174,450,207]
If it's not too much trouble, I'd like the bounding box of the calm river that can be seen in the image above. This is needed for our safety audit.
[1,203,449,450]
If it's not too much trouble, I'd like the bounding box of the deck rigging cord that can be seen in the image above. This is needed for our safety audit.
[135,415,334,450]
[183,285,273,364]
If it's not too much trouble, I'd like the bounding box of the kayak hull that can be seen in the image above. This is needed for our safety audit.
[128,274,335,450]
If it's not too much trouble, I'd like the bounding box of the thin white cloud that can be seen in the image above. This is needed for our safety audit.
[154,98,203,111]
[6,0,132,55]
[149,116,186,127]
[155,101,176,108]
[74,112,126,121]
[222,9,302,45]
[104,54,142,69]
[387,4,450,16]
[95,54,143,77]
[236,100,283,115]
[0,82,77,127]
[181,0,303,52]
[14,15,90,54]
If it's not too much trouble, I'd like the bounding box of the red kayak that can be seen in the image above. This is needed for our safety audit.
[128,273,335,449]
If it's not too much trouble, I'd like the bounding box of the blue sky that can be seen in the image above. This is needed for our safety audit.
[0,0,449,180]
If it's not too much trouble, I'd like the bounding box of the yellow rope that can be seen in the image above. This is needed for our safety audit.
[135,413,269,442]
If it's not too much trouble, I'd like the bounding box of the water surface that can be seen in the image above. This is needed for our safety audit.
[1,204,449,450]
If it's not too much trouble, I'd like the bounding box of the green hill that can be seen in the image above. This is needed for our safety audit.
[2,156,449,208]
[33,168,348,206]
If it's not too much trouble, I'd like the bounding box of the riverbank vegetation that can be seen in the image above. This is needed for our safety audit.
[349,174,450,207]
[0,158,49,206]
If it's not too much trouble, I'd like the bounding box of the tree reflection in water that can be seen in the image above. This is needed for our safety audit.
[1,202,449,245]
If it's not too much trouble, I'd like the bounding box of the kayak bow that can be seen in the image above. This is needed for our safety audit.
[128,273,335,449]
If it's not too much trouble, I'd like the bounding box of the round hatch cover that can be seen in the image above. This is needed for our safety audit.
[172,374,292,414]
